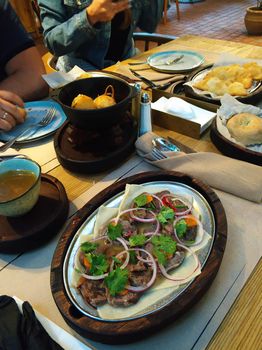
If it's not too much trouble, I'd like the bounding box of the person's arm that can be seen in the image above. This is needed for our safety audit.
[0,90,26,131]
[0,47,49,101]
[39,0,129,57]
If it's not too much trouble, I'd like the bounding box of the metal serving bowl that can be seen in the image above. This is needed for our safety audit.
[58,76,136,130]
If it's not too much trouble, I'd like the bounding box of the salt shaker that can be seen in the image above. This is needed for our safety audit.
[138,92,152,137]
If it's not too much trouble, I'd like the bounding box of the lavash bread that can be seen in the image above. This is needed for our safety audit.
[227,113,262,145]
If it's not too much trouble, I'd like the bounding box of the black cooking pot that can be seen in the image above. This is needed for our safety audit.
[58,76,136,130]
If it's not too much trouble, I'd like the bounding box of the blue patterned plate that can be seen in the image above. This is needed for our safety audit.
[0,100,67,144]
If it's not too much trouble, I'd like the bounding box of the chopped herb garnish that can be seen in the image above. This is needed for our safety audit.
[104,267,129,296]
[112,256,122,265]
[107,222,123,240]
[129,233,147,247]
[134,193,153,207]
[87,253,109,276]
[175,219,187,238]
[129,250,138,264]
[151,234,177,265]
[80,241,98,254]
[157,206,175,224]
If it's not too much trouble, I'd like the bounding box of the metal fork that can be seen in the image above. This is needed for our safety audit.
[0,106,56,152]
[151,146,167,160]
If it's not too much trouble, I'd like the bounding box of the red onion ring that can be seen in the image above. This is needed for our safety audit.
[158,243,200,282]
[81,271,109,280]
[125,248,157,292]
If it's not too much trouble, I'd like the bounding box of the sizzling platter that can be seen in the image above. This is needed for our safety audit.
[50,171,227,343]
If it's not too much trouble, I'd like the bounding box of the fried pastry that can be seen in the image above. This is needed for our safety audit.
[227,113,262,145]
[227,82,248,96]
[192,62,262,97]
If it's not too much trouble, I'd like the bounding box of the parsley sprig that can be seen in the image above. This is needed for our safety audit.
[86,253,109,276]
[151,234,177,265]
[157,206,175,224]
[107,222,123,240]
[80,241,98,253]
[104,267,129,296]
[129,233,147,247]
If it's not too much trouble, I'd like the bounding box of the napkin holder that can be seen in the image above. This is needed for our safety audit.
[151,90,218,139]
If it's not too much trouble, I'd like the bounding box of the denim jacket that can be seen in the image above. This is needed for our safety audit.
[38,0,164,71]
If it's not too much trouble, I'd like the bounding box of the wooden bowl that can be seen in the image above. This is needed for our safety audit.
[210,118,262,166]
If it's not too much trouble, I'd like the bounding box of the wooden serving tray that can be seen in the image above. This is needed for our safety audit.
[210,118,262,166]
[0,174,69,253]
[50,171,227,344]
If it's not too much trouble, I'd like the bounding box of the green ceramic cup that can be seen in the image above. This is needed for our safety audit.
[0,158,41,217]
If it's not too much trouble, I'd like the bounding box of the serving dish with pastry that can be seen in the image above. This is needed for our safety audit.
[50,171,227,343]
[210,95,262,166]
[184,62,262,105]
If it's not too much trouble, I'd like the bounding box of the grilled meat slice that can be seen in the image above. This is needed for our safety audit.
[78,278,107,307]
[166,251,185,272]
[107,290,140,307]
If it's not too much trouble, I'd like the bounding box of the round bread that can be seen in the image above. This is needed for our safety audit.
[71,94,97,110]
[226,113,262,145]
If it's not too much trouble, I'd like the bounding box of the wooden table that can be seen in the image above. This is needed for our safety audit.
[1,35,261,349]
[50,35,262,349]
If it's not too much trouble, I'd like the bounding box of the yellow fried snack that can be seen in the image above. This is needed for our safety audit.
[93,85,116,108]
[71,94,97,109]
[227,113,262,145]
[243,62,262,80]
[228,82,248,96]
[192,62,262,96]
[205,77,228,96]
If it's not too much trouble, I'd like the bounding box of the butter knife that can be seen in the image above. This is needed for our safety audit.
[129,69,157,88]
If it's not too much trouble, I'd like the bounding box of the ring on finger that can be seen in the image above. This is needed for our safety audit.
[0,112,9,120]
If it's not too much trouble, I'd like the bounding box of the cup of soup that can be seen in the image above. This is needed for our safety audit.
[0,158,41,217]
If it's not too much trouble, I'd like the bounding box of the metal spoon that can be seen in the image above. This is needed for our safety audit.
[152,137,180,152]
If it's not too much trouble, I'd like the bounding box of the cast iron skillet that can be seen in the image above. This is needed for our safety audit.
[58,76,137,130]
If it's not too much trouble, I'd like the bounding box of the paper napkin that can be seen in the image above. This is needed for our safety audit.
[136,132,262,203]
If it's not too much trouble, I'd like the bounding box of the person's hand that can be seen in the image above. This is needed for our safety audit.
[0,90,26,131]
[87,0,130,25]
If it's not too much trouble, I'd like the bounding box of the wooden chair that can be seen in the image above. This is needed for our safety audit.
[163,0,180,24]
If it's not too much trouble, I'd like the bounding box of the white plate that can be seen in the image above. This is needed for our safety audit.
[147,50,205,73]
[0,100,67,144]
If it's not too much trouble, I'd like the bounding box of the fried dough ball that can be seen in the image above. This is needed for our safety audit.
[71,85,116,110]
[93,85,116,108]
[71,94,97,110]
